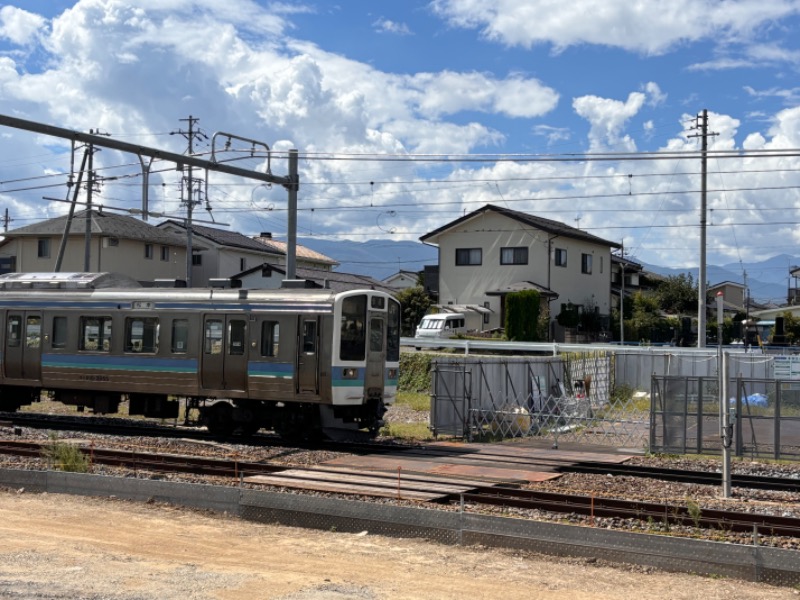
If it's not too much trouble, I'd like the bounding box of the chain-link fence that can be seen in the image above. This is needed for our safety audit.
[431,353,649,448]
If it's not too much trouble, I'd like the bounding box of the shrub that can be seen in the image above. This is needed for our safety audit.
[42,434,90,473]
[399,353,433,392]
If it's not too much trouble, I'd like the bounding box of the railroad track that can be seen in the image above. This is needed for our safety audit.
[0,439,284,478]
[3,411,800,494]
[461,486,800,537]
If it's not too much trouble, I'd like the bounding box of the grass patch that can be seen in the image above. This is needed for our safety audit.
[380,421,434,440]
[396,391,430,412]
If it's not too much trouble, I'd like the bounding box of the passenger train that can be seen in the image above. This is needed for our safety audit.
[0,272,401,439]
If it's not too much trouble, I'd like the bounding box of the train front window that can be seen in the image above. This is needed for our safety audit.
[80,317,112,352]
[125,317,158,353]
[387,299,400,362]
[340,295,366,361]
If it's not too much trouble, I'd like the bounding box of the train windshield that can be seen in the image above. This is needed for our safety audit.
[340,295,367,361]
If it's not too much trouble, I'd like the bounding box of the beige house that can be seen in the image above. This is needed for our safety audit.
[155,222,338,286]
[0,209,187,282]
[420,204,621,338]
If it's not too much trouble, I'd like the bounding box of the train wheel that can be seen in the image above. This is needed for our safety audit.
[204,402,235,436]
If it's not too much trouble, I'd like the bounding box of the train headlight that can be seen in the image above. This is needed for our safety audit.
[387,368,398,379]
[342,368,358,379]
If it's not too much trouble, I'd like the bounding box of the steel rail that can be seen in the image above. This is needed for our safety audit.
[463,487,800,537]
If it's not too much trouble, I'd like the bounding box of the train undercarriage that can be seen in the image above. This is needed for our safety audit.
[0,386,387,441]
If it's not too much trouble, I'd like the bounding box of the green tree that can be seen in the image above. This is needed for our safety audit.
[630,291,661,341]
[656,273,698,314]
[395,286,432,336]
[505,290,542,341]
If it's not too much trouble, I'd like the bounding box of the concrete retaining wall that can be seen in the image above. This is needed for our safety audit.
[1,469,797,587]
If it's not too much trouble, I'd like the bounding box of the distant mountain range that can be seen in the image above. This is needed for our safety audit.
[299,238,798,304]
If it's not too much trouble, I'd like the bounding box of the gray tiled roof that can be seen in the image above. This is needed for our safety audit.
[6,210,187,246]
[159,220,282,254]
[236,263,394,294]
[420,203,622,249]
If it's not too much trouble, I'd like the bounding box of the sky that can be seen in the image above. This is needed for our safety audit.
[1,0,800,288]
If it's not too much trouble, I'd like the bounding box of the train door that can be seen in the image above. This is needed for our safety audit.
[201,315,248,391]
[365,312,385,392]
[4,312,42,381]
[297,316,319,394]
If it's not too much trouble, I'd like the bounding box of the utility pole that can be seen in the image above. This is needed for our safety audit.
[688,109,717,348]
[619,241,625,345]
[173,116,204,286]
[84,139,95,271]
[1,208,11,232]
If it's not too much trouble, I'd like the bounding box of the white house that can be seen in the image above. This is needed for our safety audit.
[232,263,394,293]
[420,204,621,339]
[382,270,419,291]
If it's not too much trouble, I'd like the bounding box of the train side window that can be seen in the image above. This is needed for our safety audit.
[204,319,223,355]
[260,321,280,357]
[25,316,41,348]
[229,320,246,356]
[302,321,316,354]
[125,317,158,353]
[80,317,112,352]
[171,319,189,353]
[7,315,21,348]
[52,317,68,349]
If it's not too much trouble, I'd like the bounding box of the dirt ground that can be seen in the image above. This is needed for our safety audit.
[0,489,797,600]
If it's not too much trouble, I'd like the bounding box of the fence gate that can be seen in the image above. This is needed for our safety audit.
[431,355,649,448]
[430,364,471,437]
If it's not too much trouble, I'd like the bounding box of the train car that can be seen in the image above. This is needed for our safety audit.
[0,272,401,439]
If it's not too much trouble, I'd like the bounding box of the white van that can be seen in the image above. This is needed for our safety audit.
[414,313,467,342]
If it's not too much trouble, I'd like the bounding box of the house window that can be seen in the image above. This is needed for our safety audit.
[192,253,202,266]
[483,301,491,325]
[240,257,247,271]
[160,246,170,261]
[554,248,567,267]
[500,247,528,265]
[455,248,482,266]
[144,244,153,259]
[581,253,593,275]
[37,238,50,258]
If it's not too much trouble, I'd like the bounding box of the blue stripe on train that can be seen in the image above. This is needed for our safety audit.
[248,362,293,379]
[41,354,197,373]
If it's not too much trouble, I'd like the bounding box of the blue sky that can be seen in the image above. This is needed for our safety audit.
[1,1,800,293]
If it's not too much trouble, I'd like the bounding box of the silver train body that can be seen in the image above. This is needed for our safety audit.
[0,273,401,438]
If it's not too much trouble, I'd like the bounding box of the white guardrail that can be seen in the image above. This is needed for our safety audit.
[400,337,749,356]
